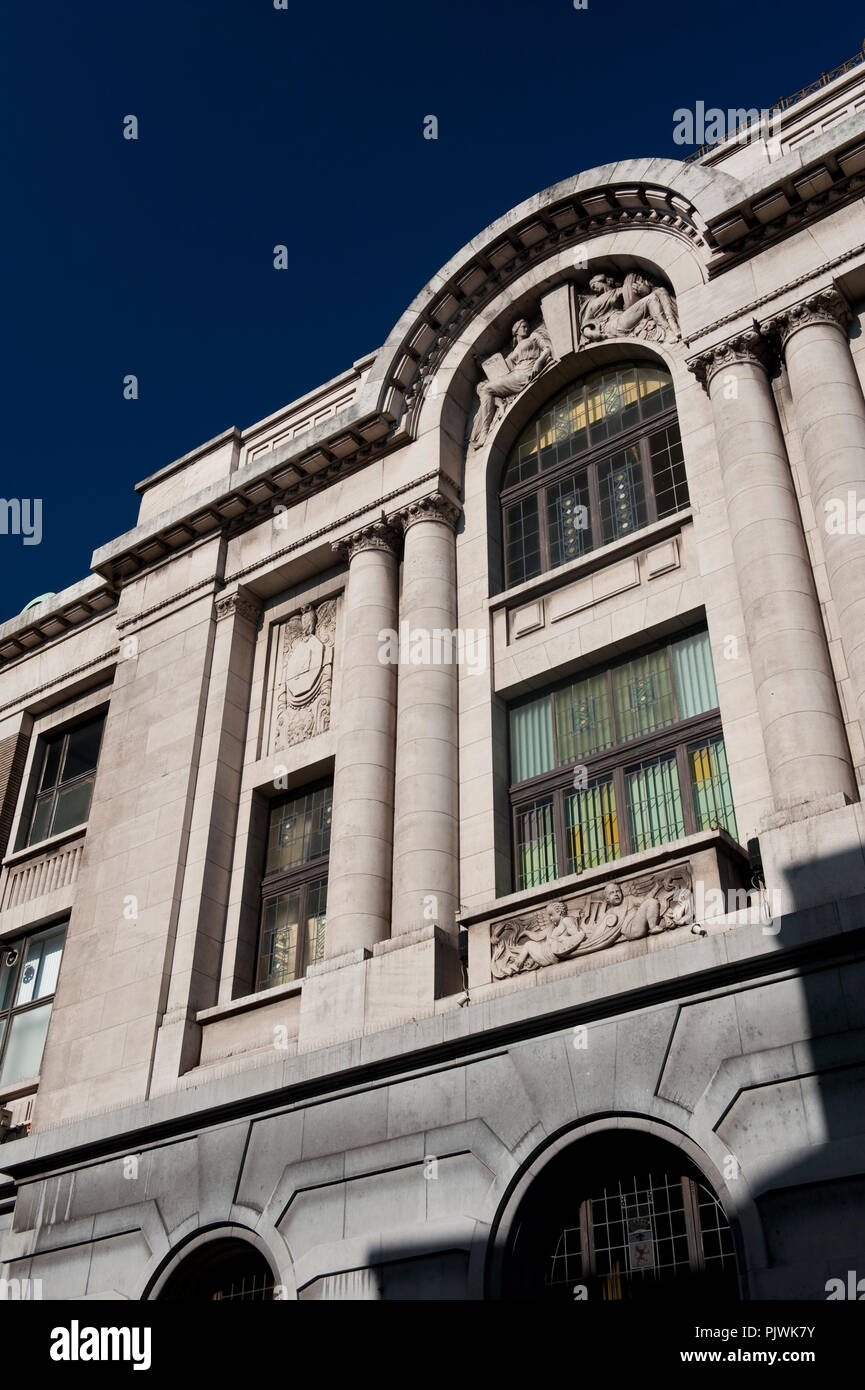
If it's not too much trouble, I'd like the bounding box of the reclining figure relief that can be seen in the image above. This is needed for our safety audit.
[490,868,694,979]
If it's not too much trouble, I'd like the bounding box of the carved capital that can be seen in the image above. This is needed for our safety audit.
[687,328,771,393]
[215,589,262,625]
[331,519,402,563]
[396,492,461,534]
[762,286,851,351]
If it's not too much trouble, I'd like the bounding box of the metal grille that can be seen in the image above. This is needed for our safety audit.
[547,1173,737,1295]
[211,1274,276,1302]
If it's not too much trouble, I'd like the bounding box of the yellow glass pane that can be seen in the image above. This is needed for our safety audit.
[586,382,604,423]
[569,396,586,432]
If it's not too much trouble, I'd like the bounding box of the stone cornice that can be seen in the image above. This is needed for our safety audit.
[331,519,402,563]
[687,327,772,392]
[395,492,462,534]
[761,286,852,350]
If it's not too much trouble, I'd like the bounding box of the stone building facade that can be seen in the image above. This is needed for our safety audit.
[1,59,865,1301]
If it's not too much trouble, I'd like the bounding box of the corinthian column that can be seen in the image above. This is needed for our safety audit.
[689,331,855,809]
[764,288,865,749]
[391,493,461,938]
[326,520,401,957]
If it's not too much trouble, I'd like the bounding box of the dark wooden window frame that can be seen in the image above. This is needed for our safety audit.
[257,779,332,991]
[509,631,732,886]
[24,713,105,848]
[501,401,685,589]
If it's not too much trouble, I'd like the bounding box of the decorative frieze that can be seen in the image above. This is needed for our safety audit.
[490,866,694,979]
[270,600,337,751]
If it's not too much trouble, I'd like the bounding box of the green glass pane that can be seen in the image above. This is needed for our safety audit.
[554,672,613,763]
[672,631,718,719]
[690,736,737,838]
[510,697,555,783]
[566,779,619,873]
[613,648,675,743]
[626,755,684,852]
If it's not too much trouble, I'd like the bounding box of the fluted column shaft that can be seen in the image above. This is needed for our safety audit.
[691,332,855,809]
[326,522,400,956]
[767,289,865,750]
[391,495,461,938]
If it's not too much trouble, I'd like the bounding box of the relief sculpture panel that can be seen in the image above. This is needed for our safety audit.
[270,599,337,751]
[468,269,680,449]
[490,866,694,979]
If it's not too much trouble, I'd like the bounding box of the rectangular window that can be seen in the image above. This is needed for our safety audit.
[26,714,105,847]
[0,923,67,1087]
[508,629,735,889]
[257,783,332,990]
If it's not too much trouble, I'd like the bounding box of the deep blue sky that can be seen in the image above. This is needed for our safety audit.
[1,0,858,618]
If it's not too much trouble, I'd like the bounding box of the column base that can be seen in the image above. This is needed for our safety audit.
[297,925,461,1053]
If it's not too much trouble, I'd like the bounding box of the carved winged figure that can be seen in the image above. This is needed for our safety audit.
[469,318,555,450]
[491,869,693,979]
[579,271,680,345]
[273,600,336,750]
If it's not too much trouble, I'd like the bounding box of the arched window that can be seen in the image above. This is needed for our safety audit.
[157,1237,276,1301]
[496,1131,740,1301]
[501,362,688,589]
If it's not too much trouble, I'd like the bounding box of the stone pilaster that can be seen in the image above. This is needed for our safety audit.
[390,493,461,938]
[689,330,856,810]
[764,287,865,752]
[324,520,401,956]
[150,584,262,1090]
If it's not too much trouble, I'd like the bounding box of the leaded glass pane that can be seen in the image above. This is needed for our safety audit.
[554,672,613,763]
[598,445,647,541]
[612,647,675,743]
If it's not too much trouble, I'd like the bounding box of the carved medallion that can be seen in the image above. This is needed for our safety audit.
[490,866,694,979]
[271,600,336,751]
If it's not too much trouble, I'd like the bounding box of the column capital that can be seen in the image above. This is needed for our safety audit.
[214,587,261,625]
[395,491,461,534]
[687,327,771,393]
[331,518,402,563]
[762,286,851,351]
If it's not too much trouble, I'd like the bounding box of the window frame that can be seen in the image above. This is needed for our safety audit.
[508,630,736,889]
[23,713,106,849]
[500,367,686,589]
[0,920,67,1089]
[256,779,332,992]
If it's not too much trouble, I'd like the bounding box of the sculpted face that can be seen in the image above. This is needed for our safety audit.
[604,883,623,906]
[512,319,529,341]
[547,901,564,924]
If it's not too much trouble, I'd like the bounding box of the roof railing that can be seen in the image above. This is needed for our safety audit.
[681,47,865,164]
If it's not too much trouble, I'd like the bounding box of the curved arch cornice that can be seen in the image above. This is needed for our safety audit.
[363,159,734,436]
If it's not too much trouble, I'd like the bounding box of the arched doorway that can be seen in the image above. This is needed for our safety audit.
[157,1236,276,1302]
[496,1129,740,1301]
